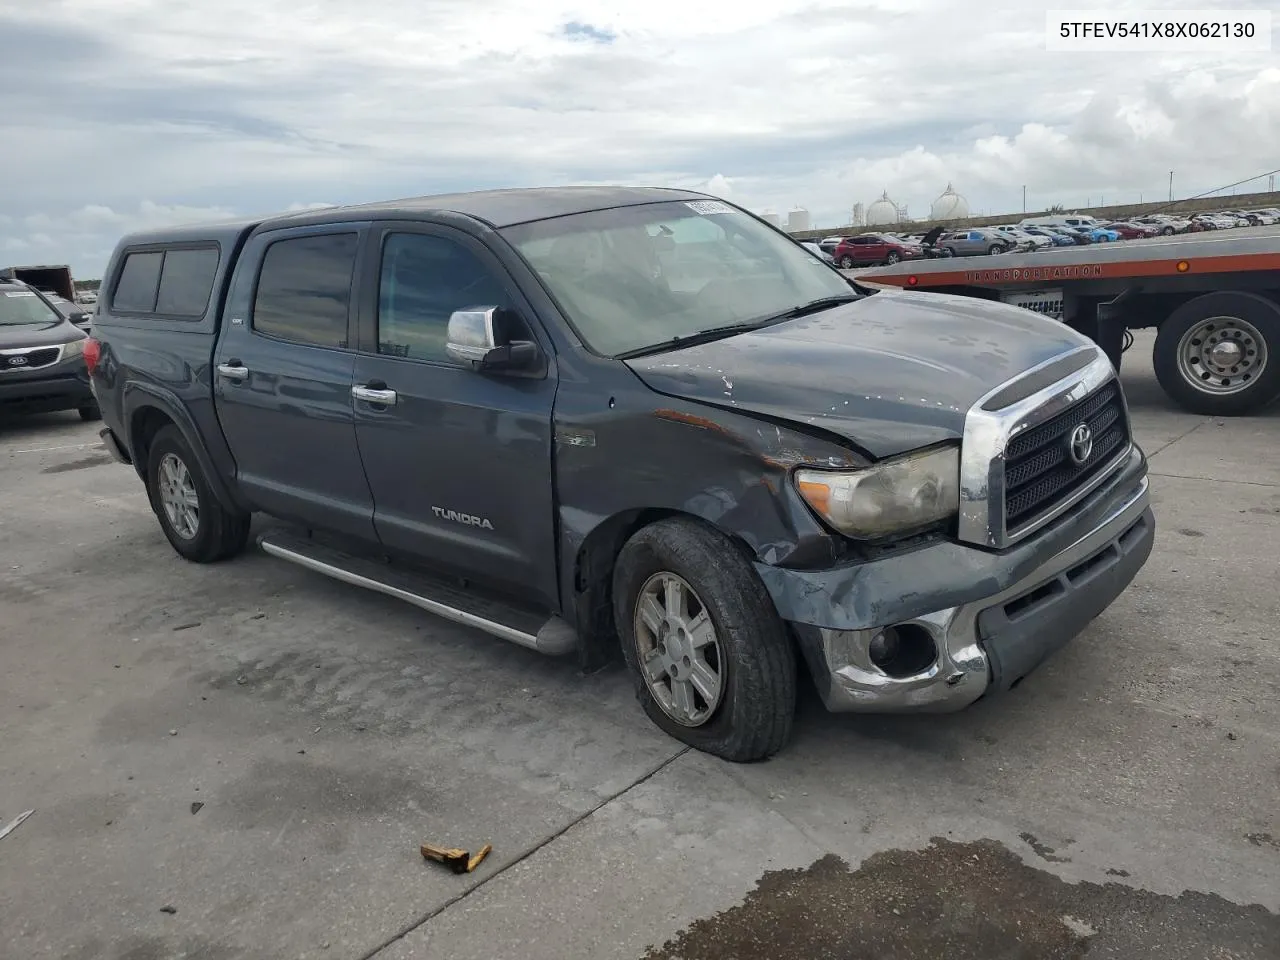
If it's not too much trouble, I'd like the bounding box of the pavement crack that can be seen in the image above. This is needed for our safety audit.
[1144,419,1209,459]
[1149,471,1280,488]
[358,746,691,960]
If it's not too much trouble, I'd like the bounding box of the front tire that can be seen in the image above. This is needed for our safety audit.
[884,251,901,264]
[613,518,796,763]
[838,255,854,269]
[146,425,251,562]
[1153,292,1280,416]
[78,403,102,422]
[987,244,1003,256]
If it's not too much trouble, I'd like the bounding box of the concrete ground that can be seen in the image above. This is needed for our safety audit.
[1,331,1277,960]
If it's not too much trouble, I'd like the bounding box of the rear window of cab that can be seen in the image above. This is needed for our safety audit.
[111,246,220,318]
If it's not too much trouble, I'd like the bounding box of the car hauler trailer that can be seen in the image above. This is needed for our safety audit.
[0,264,76,303]
[853,226,1280,416]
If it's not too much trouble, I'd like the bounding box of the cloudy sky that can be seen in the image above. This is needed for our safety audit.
[1,0,1277,277]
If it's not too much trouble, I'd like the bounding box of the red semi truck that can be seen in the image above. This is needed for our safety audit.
[853,227,1280,415]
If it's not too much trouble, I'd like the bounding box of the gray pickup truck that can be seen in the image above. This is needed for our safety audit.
[87,187,1154,761]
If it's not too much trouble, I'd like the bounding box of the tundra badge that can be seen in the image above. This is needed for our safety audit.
[431,506,494,530]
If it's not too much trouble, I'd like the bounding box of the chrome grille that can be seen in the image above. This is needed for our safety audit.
[1003,380,1129,531]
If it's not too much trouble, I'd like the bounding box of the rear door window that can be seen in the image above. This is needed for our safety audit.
[155,248,220,316]
[113,252,164,312]
[252,233,358,348]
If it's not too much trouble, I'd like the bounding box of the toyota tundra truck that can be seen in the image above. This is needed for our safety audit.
[87,187,1155,762]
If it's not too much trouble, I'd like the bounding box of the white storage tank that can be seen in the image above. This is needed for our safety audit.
[866,191,900,226]
[930,182,970,221]
[787,207,811,233]
[761,210,783,227]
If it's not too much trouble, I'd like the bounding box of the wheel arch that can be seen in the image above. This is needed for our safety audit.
[568,507,759,672]
[123,384,247,513]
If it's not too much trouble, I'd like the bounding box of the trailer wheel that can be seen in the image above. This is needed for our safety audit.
[1154,292,1280,415]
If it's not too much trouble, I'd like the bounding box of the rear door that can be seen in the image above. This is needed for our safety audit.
[350,222,559,606]
[214,223,377,540]
[839,240,870,267]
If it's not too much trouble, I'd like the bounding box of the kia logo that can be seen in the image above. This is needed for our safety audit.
[7,356,29,366]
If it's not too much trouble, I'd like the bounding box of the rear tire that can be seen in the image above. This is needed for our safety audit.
[838,255,854,269]
[78,403,102,422]
[613,518,796,763]
[1153,292,1280,416]
[146,425,251,562]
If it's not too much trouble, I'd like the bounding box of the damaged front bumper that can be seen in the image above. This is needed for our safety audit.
[756,446,1154,712]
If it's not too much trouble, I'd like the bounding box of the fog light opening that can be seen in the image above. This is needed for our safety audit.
[868,624,938,679]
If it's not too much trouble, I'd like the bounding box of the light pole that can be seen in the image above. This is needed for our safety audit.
[1169,171,1174,201]
[1022,185,1026,213]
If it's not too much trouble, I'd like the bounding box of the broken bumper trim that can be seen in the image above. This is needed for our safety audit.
[762,452,1153,713]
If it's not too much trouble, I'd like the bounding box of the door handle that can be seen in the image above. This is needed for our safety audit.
[352,384,398,405]
[217,361,249,379]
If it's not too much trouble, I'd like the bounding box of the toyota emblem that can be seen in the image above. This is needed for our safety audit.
[1067,423,1093,465]
[8,355,28,366]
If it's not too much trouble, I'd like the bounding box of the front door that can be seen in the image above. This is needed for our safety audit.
[350,223,559,607]
[214,224,377,540]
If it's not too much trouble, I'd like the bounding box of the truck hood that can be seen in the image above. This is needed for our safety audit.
[624,290,1092,459]
[0,320,84,349]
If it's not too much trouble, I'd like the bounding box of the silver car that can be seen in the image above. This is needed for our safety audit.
[992,225,1051,252]
[801,241,837,265]
[940,228,1014,257]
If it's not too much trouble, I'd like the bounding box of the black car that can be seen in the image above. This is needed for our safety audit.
[0,277,100,420]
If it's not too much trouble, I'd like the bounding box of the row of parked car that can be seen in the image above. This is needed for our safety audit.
[813,206,1280,268]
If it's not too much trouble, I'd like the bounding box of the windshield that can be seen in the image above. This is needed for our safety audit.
[0,289,60,326]
[501,199,855,357]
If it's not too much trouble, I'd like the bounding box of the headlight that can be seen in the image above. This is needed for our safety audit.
[794,445,960,539]
[62,338,85,359]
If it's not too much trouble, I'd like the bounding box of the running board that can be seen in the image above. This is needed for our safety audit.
[257,531,578,656]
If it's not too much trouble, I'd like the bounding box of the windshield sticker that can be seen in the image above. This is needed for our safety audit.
[684,200,734,216]
[2,291,37,297]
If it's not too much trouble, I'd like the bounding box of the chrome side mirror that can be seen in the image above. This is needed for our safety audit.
[445,306,539,372]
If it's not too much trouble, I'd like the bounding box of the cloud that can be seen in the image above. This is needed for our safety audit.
[1,0,1276,275]
[561,21,617,44]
